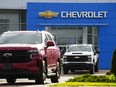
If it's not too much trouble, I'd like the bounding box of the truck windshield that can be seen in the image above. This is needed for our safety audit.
[0,33,42,44]
[68,45,91,52]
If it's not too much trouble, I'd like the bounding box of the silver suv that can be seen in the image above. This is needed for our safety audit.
[62,44,99,74]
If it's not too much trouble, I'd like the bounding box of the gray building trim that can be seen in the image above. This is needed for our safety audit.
[0,0,115,9]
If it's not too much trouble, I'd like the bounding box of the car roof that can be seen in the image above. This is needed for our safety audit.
[3,30,51,35]
[2,30,54,38]
[3,30,41,34]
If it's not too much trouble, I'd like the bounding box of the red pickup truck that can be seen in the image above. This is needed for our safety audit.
[0,31,61,84]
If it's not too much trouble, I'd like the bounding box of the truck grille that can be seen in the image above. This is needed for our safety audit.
[66,56,90,62]
[0,50,31,63]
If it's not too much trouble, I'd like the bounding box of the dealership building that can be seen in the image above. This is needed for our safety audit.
[0,0,116,69]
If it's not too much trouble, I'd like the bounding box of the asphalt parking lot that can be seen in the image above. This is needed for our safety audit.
[0,70,109,87]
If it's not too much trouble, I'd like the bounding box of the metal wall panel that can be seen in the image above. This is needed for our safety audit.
[111,0,116,2]
[97,0,111,3]
[0,0,116,9]
[77,0,97,3]
[0,0,23,9]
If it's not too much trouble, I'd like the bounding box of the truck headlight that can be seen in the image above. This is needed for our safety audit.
[88,58,91,62]
[63,55,67,62]
[88,56,91,62]
[88,55,91,58]
[63,55,67,58]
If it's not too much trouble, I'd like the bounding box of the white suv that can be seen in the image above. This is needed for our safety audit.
[62,44,99,74]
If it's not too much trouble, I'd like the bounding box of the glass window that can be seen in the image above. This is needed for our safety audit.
[0,10,26,34]
[94,36,98,45]
[87,26,98,47]
[20,10,26,30]
[68,45,91,52]
[0,13,19,31]
[88,27,92,34]
[50,26,83,45]
[57,27,75,45]
[88,35,92,44]
[48,26,98,47]
[47,34,52,41]
[0,19,9,34]
[44,34,49,45]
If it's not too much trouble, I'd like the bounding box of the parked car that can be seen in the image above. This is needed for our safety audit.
[62,44,99,74]
[0,31,61,84]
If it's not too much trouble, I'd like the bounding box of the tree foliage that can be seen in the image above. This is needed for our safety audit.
[110,48,116,74]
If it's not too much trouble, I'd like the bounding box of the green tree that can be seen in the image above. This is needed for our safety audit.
[110,48,116,74]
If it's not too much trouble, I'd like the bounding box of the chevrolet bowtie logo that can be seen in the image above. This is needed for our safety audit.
[74,56,80,59]
[39,11,58,18]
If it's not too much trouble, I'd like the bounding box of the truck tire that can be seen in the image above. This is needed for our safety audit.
[89,65,94,74]
[63,66,68,74]
[6,78,16,84]
[35,61,46,84]
[51,62,61,83]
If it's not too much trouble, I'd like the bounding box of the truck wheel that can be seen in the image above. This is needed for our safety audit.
[51,62,61,83]
[89,65,94,74]
[35,61,46,84]
[6,78,16,84]
[63,66,68,74]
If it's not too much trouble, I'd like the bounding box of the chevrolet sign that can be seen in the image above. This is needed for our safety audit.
[61,11,107,18]
[38,10,107,19]
[39,11,58,18]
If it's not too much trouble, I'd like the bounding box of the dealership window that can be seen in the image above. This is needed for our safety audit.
[0,19,9,33]
[87,26,98,47]
[0,10,26,34]
[46,26,83,57]
[47,26,98,46]
[19,10,26,31]
[46,26,98,57]
[49,26,83,45]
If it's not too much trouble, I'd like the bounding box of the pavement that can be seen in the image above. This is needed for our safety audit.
[95,70,110,75]
[0,70,111,87]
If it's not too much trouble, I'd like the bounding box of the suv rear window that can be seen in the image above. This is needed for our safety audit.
[0,33,42,44]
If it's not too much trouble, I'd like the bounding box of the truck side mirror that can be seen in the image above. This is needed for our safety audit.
[96,50,100,54]
[47,40,54,47]
[95,47,100,54]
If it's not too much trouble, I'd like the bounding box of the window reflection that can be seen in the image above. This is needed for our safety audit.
[51,26,83,45]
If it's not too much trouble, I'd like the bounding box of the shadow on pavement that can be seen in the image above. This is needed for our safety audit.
[0,82,49,86]
[62,70,109,75]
